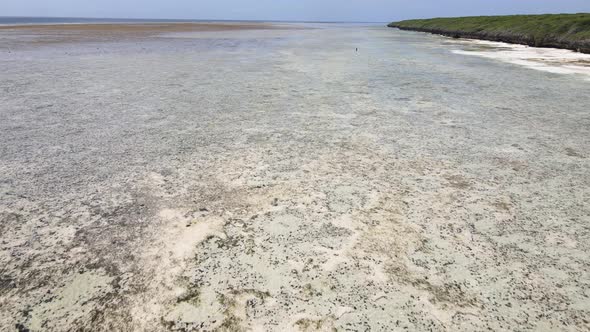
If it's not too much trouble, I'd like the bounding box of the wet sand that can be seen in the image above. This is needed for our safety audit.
[0,22,290,49]
[1,23,589,331]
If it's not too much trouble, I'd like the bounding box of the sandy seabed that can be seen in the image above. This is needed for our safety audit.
[0,23,589,331]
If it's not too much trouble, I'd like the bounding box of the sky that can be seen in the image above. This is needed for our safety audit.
[2,0,590,22]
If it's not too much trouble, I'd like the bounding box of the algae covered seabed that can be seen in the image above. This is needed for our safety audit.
[1,23,589,331]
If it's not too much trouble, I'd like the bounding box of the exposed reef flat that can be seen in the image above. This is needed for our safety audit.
[0,22,291,49]
[1,23,589,331]
[389,14,590,53]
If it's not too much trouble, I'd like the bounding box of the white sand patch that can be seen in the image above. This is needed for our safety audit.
[451,39,590,80]
[28,271,113,330]
[129,208,225,330]
[321,215,362,271]
[158,208,225,260]
[162,286,222,329]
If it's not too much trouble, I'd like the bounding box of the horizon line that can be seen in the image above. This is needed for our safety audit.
[0,15,388,24]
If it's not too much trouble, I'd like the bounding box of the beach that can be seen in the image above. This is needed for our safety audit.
[1,23,589,331]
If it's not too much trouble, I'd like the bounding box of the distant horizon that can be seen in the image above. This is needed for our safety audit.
[0,15,388,24]
[1,12,589,25]
[2,0,590,23]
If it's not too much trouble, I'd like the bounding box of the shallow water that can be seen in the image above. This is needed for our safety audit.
[1,24,589,331]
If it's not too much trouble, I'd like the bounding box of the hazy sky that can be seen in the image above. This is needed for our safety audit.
[2,0,590,22]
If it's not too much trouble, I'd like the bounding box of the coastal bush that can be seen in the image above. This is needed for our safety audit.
[388,13,590,52]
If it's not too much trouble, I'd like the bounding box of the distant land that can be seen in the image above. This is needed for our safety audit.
[388,13,590,53]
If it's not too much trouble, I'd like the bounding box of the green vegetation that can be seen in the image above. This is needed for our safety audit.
[388,13,590,53]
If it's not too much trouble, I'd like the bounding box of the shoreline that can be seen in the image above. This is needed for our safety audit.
[388,14,590,54]
[449,39,590,80]
[389,25,590,54]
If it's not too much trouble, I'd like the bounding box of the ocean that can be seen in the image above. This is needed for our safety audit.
[0,16,383,25]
